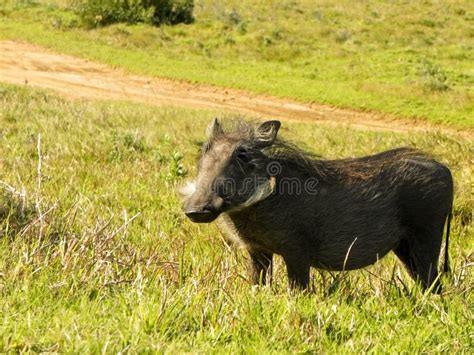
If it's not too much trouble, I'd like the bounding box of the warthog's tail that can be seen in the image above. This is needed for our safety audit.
[443,210,452,273]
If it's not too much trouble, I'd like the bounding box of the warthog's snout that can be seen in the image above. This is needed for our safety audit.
[184,194,225,223]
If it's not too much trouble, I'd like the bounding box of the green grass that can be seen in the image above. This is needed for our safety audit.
[0,0,473,128]
[0,84,473,352]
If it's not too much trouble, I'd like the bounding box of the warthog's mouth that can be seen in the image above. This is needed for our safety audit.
[184,208,220,223]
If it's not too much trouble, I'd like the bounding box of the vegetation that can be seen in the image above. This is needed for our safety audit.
[0,0,473,127]
[0,84,472,352]
[71,0,194,27]
[0,0,472,351]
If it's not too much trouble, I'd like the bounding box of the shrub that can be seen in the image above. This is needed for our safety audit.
[73,0,194,27]
[418,59,449,92]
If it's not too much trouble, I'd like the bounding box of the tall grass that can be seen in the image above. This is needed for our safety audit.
[0,84,472,352]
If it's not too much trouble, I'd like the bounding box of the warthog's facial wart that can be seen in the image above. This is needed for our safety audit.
[240,176,276,209]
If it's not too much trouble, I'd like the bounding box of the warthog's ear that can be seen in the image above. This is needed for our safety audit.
[207,118,223,140]
[255,120,281,148]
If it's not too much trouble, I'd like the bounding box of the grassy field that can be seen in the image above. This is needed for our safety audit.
[0,84,472,352]
[0,0,473,127]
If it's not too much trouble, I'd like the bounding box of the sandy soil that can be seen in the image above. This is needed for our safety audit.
[0,40,470,137]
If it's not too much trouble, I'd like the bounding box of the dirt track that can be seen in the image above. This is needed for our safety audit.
[0,40,470,137]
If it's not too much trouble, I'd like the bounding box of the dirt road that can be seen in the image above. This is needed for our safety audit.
[0,40,469,136]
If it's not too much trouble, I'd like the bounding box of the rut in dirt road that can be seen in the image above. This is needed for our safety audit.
[0,41,470,137]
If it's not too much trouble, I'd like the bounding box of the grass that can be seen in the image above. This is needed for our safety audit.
[0,84,473,352]
[0,0,473,128]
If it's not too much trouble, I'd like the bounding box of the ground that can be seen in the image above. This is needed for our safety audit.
[1,0,473,127]
[1,40,469,137]
[0,83,472,352]
[0,0,473,353]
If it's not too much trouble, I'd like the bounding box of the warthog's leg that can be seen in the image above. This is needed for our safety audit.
[394,239,418,280]
[283,254,311,290]
[411,227,443,293]
[395,230,443,294]
[248,250,273,286]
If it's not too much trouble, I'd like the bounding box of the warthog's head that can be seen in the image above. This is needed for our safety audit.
[183,119,281,223]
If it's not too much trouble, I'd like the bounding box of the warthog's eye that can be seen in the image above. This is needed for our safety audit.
[236,147,252,163]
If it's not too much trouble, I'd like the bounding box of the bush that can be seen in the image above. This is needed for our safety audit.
[73,0,194,27]
[418,59,450,92]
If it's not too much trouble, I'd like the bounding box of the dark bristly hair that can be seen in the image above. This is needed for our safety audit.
[206,119,439,182]
[185,118,454,292]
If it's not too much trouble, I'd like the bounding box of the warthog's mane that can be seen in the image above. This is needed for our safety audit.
[208,119,437,182]
[206,119,330,178]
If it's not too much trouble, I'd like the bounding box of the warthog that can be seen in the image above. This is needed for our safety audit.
[183,119,453,293]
